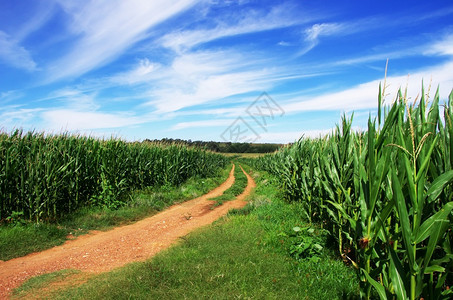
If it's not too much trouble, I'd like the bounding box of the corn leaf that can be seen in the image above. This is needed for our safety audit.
[361,268,388,300]
[424,202,453,264]
[414,202,453,244]
[426,170,453,203]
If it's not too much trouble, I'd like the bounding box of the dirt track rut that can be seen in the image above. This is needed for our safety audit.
[0,164,256,299]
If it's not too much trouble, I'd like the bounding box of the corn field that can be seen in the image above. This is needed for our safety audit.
[251,85,453,299]
[0,132,228,222]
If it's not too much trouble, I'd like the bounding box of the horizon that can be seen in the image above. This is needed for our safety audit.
[1,1,453,143]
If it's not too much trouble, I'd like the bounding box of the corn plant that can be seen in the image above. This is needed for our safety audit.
[250,84,453,299]
[0,133,228,222]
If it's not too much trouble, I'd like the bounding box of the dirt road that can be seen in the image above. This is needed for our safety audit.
[0,165,256,299]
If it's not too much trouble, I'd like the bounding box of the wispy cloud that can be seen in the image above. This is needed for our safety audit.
[41,109,144,131]
[14,2,57,41]
[295,12,453,58]
[46,0,197,81]
[424,33,453,56]
[110,58,161,85]
[145,50,275,112]
[0,1,55,72]
[47,88,101,111]
[293,28,453,71]
[0,31,37,71]
[151,71,271,113]
[0,90,24,105]
[298,23,345,56]
[278,41,292,47]
[259,129,333,142]
[0,107,44,130]
[159,3,307,52]
[283,60,453,114]
[171,119,233,130]
[136,40,334,114]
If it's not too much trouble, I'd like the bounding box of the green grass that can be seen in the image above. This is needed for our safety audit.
[35,170,358,299]
[12,269,81,299]
[222,152,268,158]
[209,164,248,204]
[0,223,68,261]
[0,165,231,261]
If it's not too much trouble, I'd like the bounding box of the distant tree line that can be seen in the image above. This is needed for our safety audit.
[143,138,283,153]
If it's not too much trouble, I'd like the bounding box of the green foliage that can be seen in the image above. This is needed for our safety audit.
[0,133,228,222]
[5,211,26,226]
[251,84,453,299]
[282,226,327,263]
[0,223,68,261]
[145,138,282,153]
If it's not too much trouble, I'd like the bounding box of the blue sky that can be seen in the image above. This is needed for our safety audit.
[1,0,453,143]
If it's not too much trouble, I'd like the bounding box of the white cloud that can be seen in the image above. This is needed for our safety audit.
[424,33,453,56]
[49,89,101,111]
[258,129,332,143]
[0,31,37,71]
[305,23,342,41]
[151,71,270,113]
[331,52,408,67]
[278,41,292,47]
[15,2,56,41]
[295,15,437,58]
[129,44,332,114]
[0,107,44,130]
[110,58,161,85]
[0,90,24,105]
[146,50,274,112]
[41,109,144,131]
[171,119,233,130]
[34,86,156,132]
[298,23,345,55]
[172,105,249,118]
[159,3,306,52]
[283,60,453,114]
[302,31,453,70]
[47,0,197,81]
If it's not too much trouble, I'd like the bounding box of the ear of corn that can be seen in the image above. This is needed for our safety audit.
[248,85,453,299]
[0,134,228,222]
